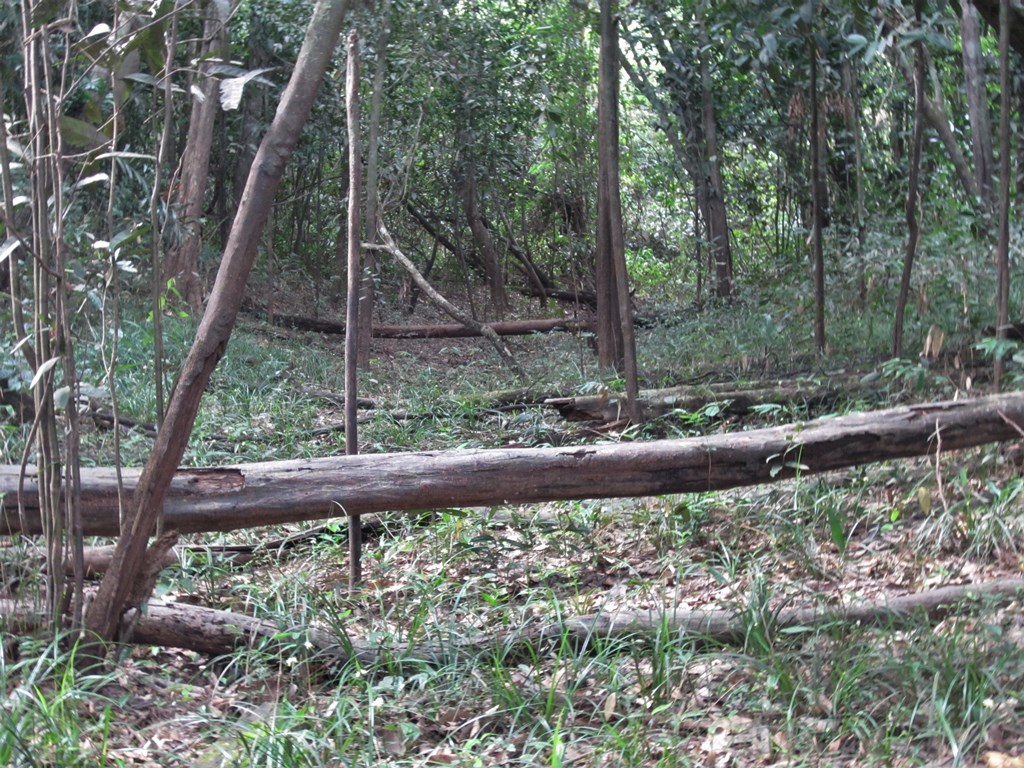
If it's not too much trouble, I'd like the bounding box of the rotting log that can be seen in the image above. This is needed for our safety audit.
[133,577,1024,662]
[544,375,879,422]
[3,578,1021,665]
[3,391,1024,537]
[266,313,591,339]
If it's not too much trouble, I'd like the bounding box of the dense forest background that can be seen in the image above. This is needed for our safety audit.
[4,0,1020,357]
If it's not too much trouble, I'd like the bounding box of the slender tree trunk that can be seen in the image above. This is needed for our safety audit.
[21,6,69,626]
[83,0,353,652]
[597,0,639,417]
[458,131,507,318]
[809,33,827,355]
[994,0,1012,390]
[841,58,867,306]
[163,0,231,310]
[962,0,996,210]
[697,14,733,299]
[893,0,926,359]
[596,0,624,372]
[344,29,362,591]
[358,0,389,368]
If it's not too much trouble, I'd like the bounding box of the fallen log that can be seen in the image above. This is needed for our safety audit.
[2,391,1023,537]
[268,313,590,339]
[3,578,1020,665]
[133,577,1024,663]
[544,375,880,422]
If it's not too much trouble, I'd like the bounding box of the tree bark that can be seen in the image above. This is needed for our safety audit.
[697,13,733,299]
[810,34,827,355]
[892,0,926,359]
[358,0,389,369]
[994,0,1012,390]
[344,29,363,590]
[163,0,231,310]
[597,0,639,418]
[891,48,983,205]
[458,137,507,317]
[7,391,1024,537]
[961,0,996,210]
[82,0,353,647]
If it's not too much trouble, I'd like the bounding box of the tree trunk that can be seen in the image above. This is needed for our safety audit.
[809,35,827,355]
[697,14,733,299]
[891,48,982,205]
[596,0,639,418]
[961,0,996,210]
[994,0,1012,390]
[163,0,231,310]
[595,0,625,374]
[892,0,926,360]
[358,0,389,369]
[458,135,507,318]
[8,391,1024,537]
[82,0,354,649]
[344,29,363,590]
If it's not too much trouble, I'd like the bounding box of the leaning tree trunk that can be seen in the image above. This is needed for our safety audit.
[83,0,354,650]
[890,46,982,206]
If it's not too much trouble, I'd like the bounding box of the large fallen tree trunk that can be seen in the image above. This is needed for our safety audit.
[544,375,879,422]
[2,391,1023,537]
[267,314,591,339]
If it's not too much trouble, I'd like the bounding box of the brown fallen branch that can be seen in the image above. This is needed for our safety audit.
[365,224,523,376]
[263,313,591,339]
[4,579,1020,665]
[3,391,1024,537]
[545,375,884,422]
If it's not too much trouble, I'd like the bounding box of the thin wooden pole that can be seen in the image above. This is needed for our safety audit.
[344,28,363,592]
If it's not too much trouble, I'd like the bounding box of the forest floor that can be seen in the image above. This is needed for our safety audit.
[2,286,1024,767]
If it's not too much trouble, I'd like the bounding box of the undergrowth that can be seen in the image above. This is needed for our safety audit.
[1,275,1023,766]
